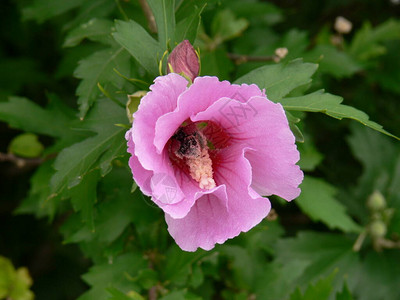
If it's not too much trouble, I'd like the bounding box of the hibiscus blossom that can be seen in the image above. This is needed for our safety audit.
[126,74,303,251]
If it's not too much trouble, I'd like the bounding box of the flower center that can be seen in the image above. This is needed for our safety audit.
[168,121,230,190]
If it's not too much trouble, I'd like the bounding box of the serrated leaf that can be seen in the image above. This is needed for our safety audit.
[79,253,147,300]
[63,185,138,244]
[280,90,399,140]
[275,232,358,295]
[350,19,400,60]
[289,270,336,300]
[303,45,362,78]
[350,251,400,300]
[146,0,176,49]
[113,20,163,76]
[234,59,318,101]
[0,96,73,137]
[336,282,353,300]
[69,169,99,231]
[297,176,362,233]
[175,4,206,44]
[211,9,249,43]
[22,0,86,23]
[50,99,127,197]
[254,260,309,300]
[63,18,114,48]
[75,47,130,119]
[14,161,60,219]
[107,287,144,300]
[163,246,210,286]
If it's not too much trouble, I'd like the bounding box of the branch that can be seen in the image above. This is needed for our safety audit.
[227,53,276,65]
[138,0,157,33]
[227,48,288,65]
[0,152,43,168]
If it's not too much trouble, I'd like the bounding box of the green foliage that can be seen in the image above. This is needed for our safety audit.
[113,20,163,76]
[8,133,44,158]
[297,176,362,233]
[1,1,400,299]
[289,271,337,300]
[74,47,130,118]
[0,256,34,300]
[235,59,318,101]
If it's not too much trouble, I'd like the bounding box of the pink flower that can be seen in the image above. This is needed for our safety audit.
[167,40,199,82]
[126,74,303,251]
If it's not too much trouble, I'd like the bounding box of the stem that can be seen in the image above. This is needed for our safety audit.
[138,0,157,33]
[352,230,367,252]
[227,53,277,65]
[0,152,43,168]
[114,0,129,21]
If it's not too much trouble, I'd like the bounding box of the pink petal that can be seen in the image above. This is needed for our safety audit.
[192,96,303,201]
[166,144,271,251]
[132,73,188,171]
[126,129,153,195]
[154,76,264,154]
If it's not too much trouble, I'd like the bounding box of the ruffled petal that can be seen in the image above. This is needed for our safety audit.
[126,129,153,195]
[166,144,271,251]
[154,76,264,154]
[132,73,188,171]
[192,96,303,201]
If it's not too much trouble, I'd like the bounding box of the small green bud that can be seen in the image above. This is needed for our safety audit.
[369,220,387,238]
[367,191,386,211]
[126,91,147,123]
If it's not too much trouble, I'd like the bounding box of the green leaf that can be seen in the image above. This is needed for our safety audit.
[336,282,353,300]
[297,137,323,171]
[63,18,114,48]
[254,260,309,300]
[14,161,60,219]
[234,59,318,101]
[175,4,206,44]
[69,169,99,231]
[280,90,399,140]
[107,287,145,300]
[275,232,359,297]
[113,20,163,76]
[350,19,400,60]
[0,96,73,137]
[22,0,86,22]
[8,133,44,158]
[79,253,147,300]
[303,45,362,78]
[146,0,176,49]
[159,290,186,300]
[163,246,210,286]
[211,9,249,43]
[0,256,34,300]
[350,251,400,300]
[75,47,130,119]
[289,270,336,300]
[50,99,127,197]
[297,176,362,233]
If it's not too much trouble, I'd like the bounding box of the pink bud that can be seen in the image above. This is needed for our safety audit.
[167,40,199,82]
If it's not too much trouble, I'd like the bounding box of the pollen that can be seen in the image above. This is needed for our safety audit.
[186,147,216,190]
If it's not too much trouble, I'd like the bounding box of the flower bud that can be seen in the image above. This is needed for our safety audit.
[334,16,352,34]
[127,91,147,123]
[367,191,386,211]
[369,220,387,238]
[167,40,199,82]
